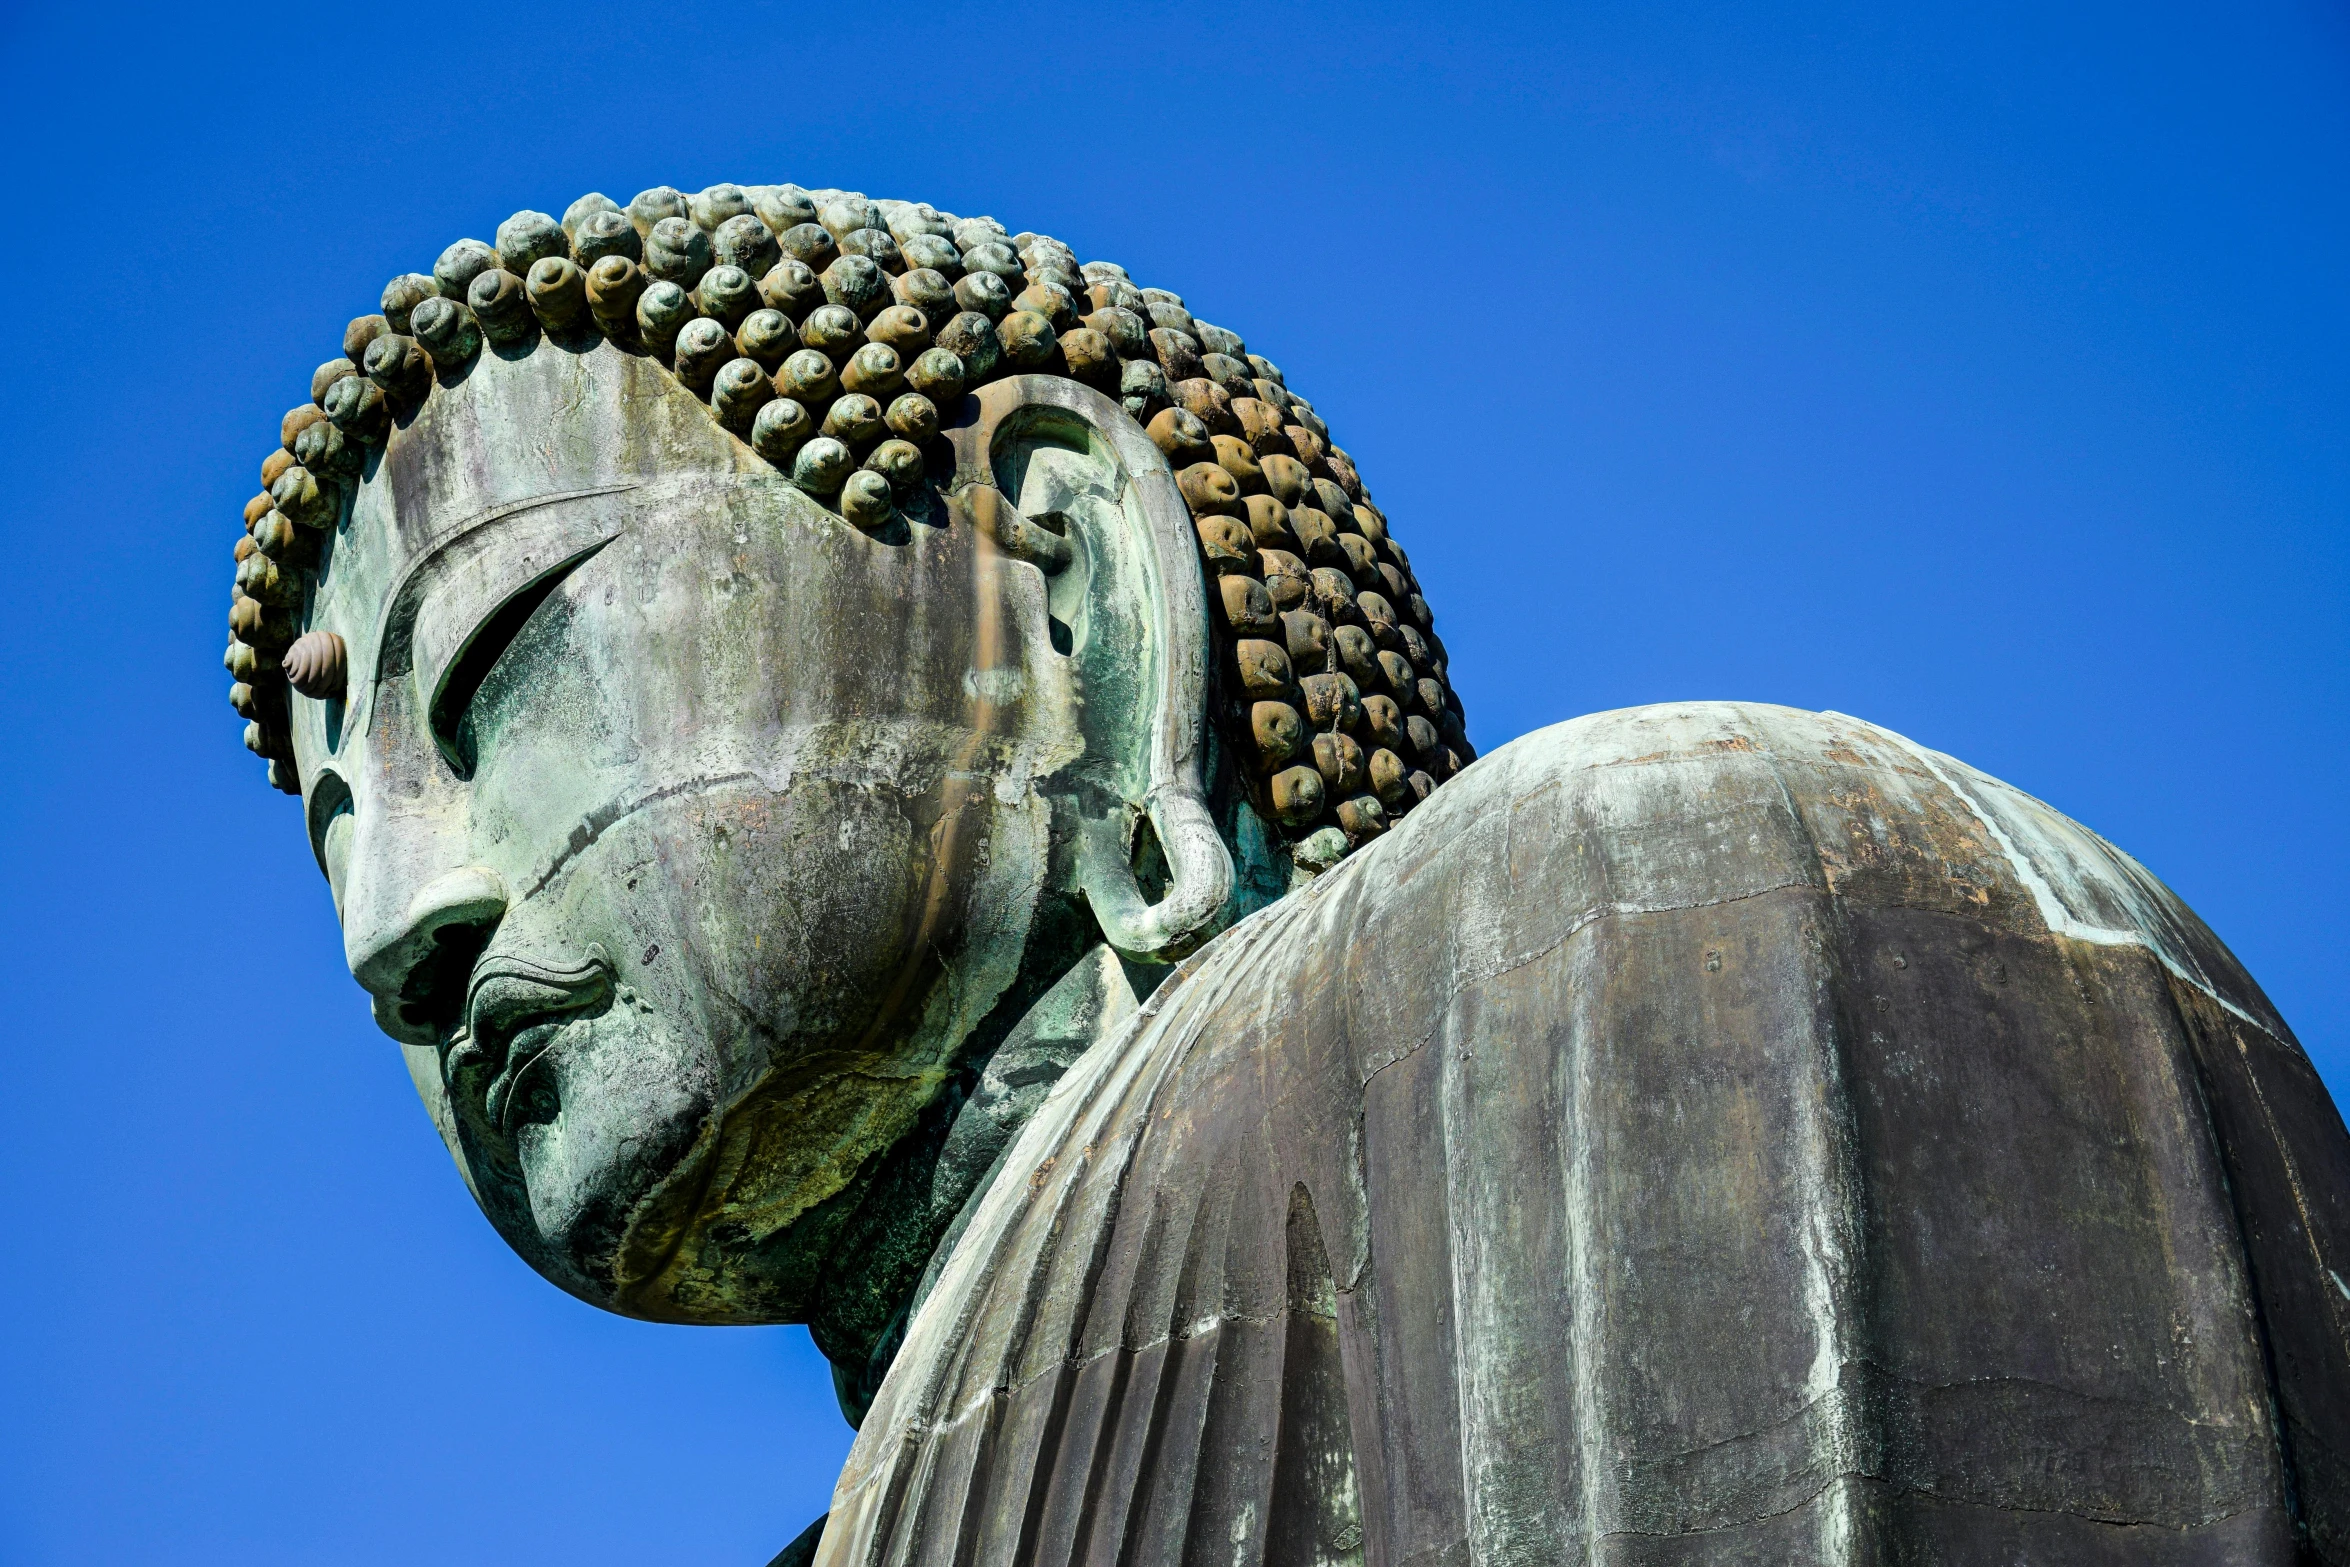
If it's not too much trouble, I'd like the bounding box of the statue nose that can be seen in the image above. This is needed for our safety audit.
[348,866,509,1047]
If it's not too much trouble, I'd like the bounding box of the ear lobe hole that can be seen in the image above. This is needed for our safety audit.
[1128,811,1170,904]
[1048,616,1074,656]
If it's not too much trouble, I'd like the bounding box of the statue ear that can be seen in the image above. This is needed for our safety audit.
[944,376,1234,962]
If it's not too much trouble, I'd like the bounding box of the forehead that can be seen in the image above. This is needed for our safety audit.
[310,341,781,692]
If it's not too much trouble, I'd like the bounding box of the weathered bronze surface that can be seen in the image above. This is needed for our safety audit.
[836,703,2350,1562]
[216,180,2348,1562]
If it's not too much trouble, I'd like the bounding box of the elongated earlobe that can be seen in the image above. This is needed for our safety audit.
[950,374,1234,962]
[1079,786,1233,962]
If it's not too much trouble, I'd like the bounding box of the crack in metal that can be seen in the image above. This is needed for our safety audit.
[520,770,759,900]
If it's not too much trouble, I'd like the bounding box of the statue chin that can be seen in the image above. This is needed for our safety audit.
[437,966,981,1325]
[455,1001,720,1312]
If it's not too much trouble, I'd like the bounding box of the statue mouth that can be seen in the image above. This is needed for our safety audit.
[447,951,613,1135]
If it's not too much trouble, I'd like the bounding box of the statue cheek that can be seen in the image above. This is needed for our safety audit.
[509,1006,716,1281]
[659,779,932,1044]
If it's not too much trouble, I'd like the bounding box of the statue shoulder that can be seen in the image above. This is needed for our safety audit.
[1334,699,2283,1043]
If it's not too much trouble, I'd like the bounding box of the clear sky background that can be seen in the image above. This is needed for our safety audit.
[0,3,2343,1563]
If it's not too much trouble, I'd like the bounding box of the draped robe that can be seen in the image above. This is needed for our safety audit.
[817,702,2350,1564]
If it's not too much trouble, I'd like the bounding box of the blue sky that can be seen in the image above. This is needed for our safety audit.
[0,3,2343,1562]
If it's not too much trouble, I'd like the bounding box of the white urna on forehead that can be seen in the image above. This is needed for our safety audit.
[222,179,1476,874]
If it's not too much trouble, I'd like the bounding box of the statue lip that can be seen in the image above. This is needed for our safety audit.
[458,950,613,1133]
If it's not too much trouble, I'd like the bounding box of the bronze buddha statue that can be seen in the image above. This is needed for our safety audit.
[219,180,2350,1563]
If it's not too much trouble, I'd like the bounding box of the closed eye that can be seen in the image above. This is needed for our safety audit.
[305,768,355,916]
[427,541,608,779]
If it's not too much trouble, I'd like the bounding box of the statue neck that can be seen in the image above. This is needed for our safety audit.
[807,944,1154,1424]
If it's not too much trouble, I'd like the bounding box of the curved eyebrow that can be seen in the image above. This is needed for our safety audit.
[367,483,643,687]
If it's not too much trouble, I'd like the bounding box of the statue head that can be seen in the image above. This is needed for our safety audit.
[221,183,1471,1327]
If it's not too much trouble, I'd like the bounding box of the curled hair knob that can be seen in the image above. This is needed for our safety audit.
[884,392,939,443]
[628,186,688,241]
[821,255,889,321]
[691,183,751,232]
[1057,326,1115,389]
[839,227,902,275]
[820,393,885,450]
[526,257,589,333]
[839,469,893,530]
[270,463,336,528]
[865,438,924,496]
[644,216,712,290]
[778,348,839,407]
[866,304,930,359]
[496,210,566,275]
[753,187,815,235]
[635,282,693,363]
[777,222,836,272]
[293,416,357,482]
[900,234,962,280]
[310,357,356,407]
[758,259,823,321]
[894,268,957,326]
[672,317,732,395]
[907,346,968,406]
[953,270,1011,322]
[821,198,880,241]
[572,209,640,266]
[280,403,326,452]
[736,308,797,370]
[561,192,622,243]
[322,373,388,441]
[839,342,903,400]
[433,239,498,303]
[379,274,438,335]
[467,268,534,346]
[751,398,813,465]
[791,436,853,497]
[362,333,432,407]
[932,313,1000,384]
[409,295,480,369]
[694,264,758,330]
[342,314,389,366]
[585,257,645,341]
[711,358,772,432]
[712,213,780,277]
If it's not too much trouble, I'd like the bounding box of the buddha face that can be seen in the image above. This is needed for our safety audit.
[292,343,1099,1319]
